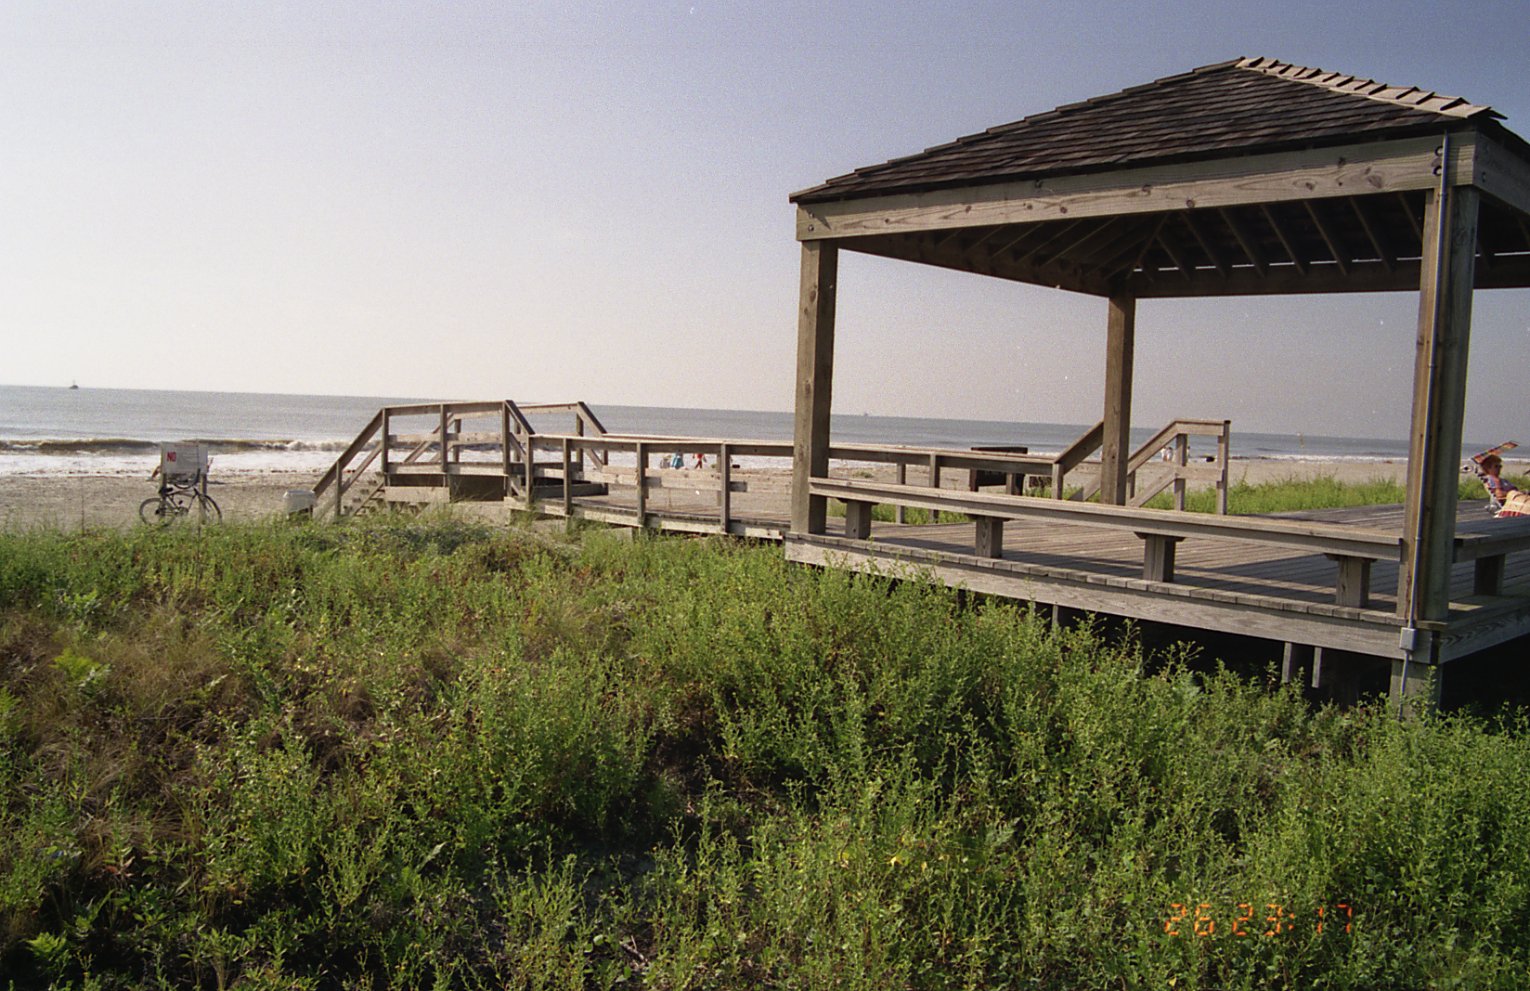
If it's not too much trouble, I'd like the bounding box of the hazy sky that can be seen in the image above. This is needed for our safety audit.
[4,1,1528,441]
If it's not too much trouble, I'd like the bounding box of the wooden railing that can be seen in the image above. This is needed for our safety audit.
[316,406,1234,535]
[1074,418,1232,512]
[812,476,1402,609]
[313,399,604,518]
[530,434,792,532]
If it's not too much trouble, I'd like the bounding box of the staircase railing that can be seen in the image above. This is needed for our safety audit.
[312,410,382,520]
[1069,418,1231,513]
[313,400,612,518]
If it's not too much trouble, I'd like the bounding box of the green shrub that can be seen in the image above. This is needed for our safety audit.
[1,516,1528,988]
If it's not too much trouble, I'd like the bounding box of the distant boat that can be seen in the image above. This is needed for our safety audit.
[68,381,79,390]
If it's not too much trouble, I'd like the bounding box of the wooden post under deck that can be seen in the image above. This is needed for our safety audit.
[792,241,839,534]
[1100,295,1136,505]
[1399,185,1480,630]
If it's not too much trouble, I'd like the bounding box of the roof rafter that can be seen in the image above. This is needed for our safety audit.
[1349,198,1397,272]
[1219,207,1269,275]
[1304,200,1351,275]
[1153,225,1196,280]
[1261,204,1309,274]
[1180,211,1232,278]
[1012,220,1087,267]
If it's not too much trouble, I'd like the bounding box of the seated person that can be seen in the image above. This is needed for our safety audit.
[1477,454,1529,517]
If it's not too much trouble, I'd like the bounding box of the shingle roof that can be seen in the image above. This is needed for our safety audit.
[791,57,1506,204]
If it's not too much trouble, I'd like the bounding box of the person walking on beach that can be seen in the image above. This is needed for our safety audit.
[692,452,705,470]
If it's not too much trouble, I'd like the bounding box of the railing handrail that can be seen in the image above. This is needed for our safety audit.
[1127,419,1226,475]
[1054,420,1106,475]
[811,477,1402,561]
[313,409,384,502]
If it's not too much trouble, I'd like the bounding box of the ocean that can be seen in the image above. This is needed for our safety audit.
[0,383,1436,479]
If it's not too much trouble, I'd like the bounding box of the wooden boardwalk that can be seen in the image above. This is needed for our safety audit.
[788,502,1530,665]
[311,400,1530,699]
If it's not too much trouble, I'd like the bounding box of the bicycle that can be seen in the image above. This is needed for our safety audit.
[139,474,222,525]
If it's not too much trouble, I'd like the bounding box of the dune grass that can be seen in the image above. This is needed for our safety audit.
[2,514,1529,988]
[1139,472,1522,515]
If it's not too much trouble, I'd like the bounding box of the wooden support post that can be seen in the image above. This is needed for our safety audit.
[1280,642,1307,684]
[718,443,731,533]
[791,241,839,534]
[379,410,390,477]
[1100,295,1136,505]
[1390,656,1440,716]
[1311,647,1324,690]
[439,406,449,469]
[895,463,907,523]
[1140,533,1180,582]
[1215,421,1230,515]
[524,438,536,511]
[501,404,513,480]
[975,516,1004,558]
[1173,434,1188,511]
[561,437,572,516]
[1399,184,1479,625]
[844,500,873,540]
[929,454,941,522]
[635,441,647,526]
[1330,556,1373,608]
[1475,555,1506,596]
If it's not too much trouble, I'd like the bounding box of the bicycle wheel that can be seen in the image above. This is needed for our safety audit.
[138,496,168,525]
[166,490,195,523]
[194,493,222,524]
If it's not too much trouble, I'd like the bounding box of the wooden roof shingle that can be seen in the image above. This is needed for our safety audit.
[791,57,1512,204]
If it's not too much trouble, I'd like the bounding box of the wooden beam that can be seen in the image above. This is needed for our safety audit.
[1261,203,1308,274]
[1331,555,1373,608]
[1100,296,1136,505]
[1304,200,1351,275]
[1390,656,1440,715]
[1153,224,1195,280]
[846,222,1530,299]
[1123,254,1530,297]
[1097,214,1169,281]
[844,234,1115,296]
[791,241,839,534]
[1075,216,1157,270]
[1049,217,1132,265]
[1472,134,1530,220]
[1141,534,1180,582]
[1180,210,1231,278]
[1218,207,1269,276]
[1396,192,1425,242]
[1399,185,1480,624]
[718,443,732,533]
[975,517,1004,558]
[1013,220,1086,267]
[844,500,873,540]
[1349,197,1397,272]
[797,135,1463,241]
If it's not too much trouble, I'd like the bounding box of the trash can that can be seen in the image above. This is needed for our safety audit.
[283,490,317,516]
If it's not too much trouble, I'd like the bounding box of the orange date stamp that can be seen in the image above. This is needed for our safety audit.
[1163,901,1353,938]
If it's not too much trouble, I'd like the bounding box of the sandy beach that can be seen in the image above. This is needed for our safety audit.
[0,472,315,532]
[0,455,1494,533]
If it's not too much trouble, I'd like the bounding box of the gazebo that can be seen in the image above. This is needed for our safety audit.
[786,57,1530,704]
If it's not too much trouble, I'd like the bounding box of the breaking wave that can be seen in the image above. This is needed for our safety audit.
[0,437,348,455]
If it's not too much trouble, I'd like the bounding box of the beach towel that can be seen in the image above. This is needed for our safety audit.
[1498,491,1530,518]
